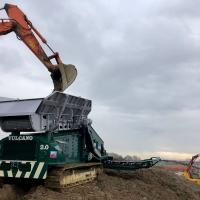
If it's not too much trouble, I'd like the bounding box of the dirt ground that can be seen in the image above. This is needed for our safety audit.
[0,167,200,200]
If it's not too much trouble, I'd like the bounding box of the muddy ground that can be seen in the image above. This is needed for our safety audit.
[0,167,200,200]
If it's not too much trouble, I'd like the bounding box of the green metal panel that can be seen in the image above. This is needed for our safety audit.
[1,141,18,160]
[51,131,82,164]
[1,140,37,161]
[0,162,11,170]
[19,163,31,171]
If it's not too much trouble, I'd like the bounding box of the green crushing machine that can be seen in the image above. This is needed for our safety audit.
[0,92,160,188]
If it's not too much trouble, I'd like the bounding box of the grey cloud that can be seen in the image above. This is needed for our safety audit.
[0,46,24,72]
[157,0,200,19]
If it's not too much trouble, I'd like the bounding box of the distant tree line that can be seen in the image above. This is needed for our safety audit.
[108,152,141,161]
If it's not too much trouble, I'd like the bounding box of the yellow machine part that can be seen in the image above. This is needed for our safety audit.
[177,171,200,185]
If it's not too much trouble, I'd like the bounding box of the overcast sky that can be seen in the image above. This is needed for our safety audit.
[0,0,200,160]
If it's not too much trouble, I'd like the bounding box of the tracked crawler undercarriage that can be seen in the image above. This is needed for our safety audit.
[45,163,103,189]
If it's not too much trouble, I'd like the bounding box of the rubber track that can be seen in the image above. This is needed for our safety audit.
[44,162,103,189]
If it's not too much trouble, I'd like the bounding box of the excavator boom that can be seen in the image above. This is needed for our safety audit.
[0,3,77,92]
[186,154,199,179]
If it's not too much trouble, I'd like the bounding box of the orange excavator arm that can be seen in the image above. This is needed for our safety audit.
[0,4,77,92]
[187,154,199,179]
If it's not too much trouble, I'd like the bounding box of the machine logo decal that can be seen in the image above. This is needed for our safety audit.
[8,136,33,140]
[50,151,57,158]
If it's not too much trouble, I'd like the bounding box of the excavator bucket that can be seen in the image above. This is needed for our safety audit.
[51,63,77,92]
